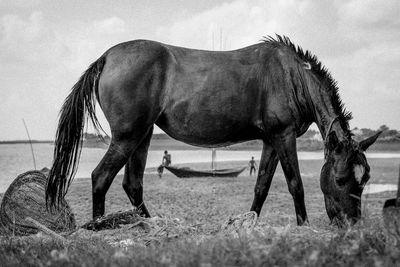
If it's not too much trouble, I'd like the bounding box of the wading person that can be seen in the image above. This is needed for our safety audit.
[158,150,172,178]
[249,156,257,176]
[162,150,171,167]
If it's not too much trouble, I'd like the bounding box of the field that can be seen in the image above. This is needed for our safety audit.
[1,158,400,266]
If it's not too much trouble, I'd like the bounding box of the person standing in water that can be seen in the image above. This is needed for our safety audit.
[158,150,172,178]
[249,156,257,176]
[162,150,171,166]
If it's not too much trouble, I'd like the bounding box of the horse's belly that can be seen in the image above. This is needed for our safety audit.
[158,122,256,147]
[156,104,259,147]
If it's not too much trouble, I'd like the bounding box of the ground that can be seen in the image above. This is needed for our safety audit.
[68,159,398,227]
[1,158,399,266]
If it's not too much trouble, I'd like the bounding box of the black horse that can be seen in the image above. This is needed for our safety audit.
[46,35,381,225]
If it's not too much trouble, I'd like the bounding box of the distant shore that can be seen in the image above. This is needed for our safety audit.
[0,140,53,144]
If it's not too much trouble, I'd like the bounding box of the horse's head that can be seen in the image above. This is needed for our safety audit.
[320,131,381,226]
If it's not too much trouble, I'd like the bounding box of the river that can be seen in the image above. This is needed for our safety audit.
[1,143,400,193]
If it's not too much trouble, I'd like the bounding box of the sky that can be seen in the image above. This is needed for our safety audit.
[0,0,399,140]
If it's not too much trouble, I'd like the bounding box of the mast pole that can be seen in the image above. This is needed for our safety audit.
[22,119,36,170]
[211,148,217,170]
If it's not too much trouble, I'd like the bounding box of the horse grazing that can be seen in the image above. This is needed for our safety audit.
[46,35,381,226]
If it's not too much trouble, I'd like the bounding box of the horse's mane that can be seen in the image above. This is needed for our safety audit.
[263,35,352,135]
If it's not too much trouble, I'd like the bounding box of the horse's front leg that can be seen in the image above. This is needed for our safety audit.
[272,127,308,225]
[250,142,279,215]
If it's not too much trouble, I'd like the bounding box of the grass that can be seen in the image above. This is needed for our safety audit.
[1,219,399,266]
[0,158,400,266]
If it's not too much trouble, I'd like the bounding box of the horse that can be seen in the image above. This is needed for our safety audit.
[46,35,381,226]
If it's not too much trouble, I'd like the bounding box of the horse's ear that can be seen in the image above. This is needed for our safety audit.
[359,131,382,151]
[326,131,340,152]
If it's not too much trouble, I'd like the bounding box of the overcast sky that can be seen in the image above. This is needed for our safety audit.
[1,0,399,140]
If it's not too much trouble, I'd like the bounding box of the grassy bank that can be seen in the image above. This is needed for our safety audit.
[1,158,400,266]
[1,220,399,266]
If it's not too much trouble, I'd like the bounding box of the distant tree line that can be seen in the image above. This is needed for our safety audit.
[299,125,400,142]
[352,125,400,142]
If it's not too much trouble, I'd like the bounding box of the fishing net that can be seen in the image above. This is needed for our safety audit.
[220,211,258,235]
[81,210,142,231]
[0,170,76,236]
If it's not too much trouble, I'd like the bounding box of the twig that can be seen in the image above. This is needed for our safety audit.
[144,225,168,246]
[25,217,67,242]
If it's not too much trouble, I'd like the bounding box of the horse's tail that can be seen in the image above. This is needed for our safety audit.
[46,56,106,209]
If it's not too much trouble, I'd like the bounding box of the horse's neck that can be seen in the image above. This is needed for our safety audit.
[318,116,347,142]
[304,77,347,142]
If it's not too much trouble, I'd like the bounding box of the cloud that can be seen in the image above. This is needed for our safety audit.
[93,17,127,35]
[0,11,128,71]
[340,0,400,29]
[0,12,48,63]
[53,17,128,71]
[0,0,40,9]
[155,1,274,50]
[0,12,128,139]
[155,0,342,52]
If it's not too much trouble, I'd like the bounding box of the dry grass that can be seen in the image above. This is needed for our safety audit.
[0,218,399,266]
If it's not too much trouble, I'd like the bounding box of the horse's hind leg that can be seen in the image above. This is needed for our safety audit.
[91,135,146,219]
[122,126,153,218]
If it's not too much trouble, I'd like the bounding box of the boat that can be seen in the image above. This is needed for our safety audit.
[164,165,246,178]
[164,148,245,178]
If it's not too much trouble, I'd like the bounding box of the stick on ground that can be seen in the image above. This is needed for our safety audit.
[25,217,67,242]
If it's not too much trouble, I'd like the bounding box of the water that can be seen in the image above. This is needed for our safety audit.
[1,143,400,193]
[364,184,397,194]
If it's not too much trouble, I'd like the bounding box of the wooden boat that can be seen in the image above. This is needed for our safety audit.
[164,165,246,178]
